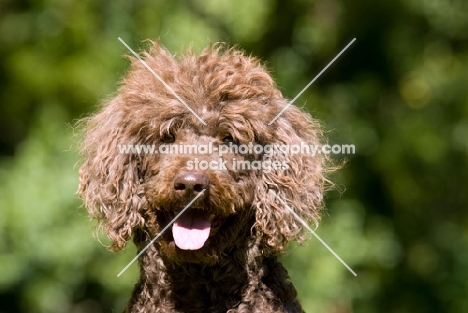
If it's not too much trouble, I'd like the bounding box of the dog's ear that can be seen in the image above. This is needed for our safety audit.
[77,96,145,251]
[253,104,332,253]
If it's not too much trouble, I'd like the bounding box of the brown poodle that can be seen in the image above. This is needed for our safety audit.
[78,41,330,313]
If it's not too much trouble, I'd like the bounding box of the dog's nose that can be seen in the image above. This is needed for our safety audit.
[173,171,209,198]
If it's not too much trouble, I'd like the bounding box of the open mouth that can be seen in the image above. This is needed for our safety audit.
[169,207,223,251]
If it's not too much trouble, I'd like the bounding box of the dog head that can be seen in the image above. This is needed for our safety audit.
[78,42,330,262]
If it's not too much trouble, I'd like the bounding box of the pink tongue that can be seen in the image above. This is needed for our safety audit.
[172,209,211,250]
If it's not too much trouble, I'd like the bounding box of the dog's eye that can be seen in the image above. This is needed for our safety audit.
[222,135,234,143]
[162,132,175,143]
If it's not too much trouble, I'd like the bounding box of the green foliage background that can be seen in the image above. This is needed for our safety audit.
[1,0,467,312]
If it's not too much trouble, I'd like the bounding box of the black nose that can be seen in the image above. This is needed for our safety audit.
[173,171,209,198]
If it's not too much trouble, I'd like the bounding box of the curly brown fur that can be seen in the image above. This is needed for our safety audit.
[78,41,331,313]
